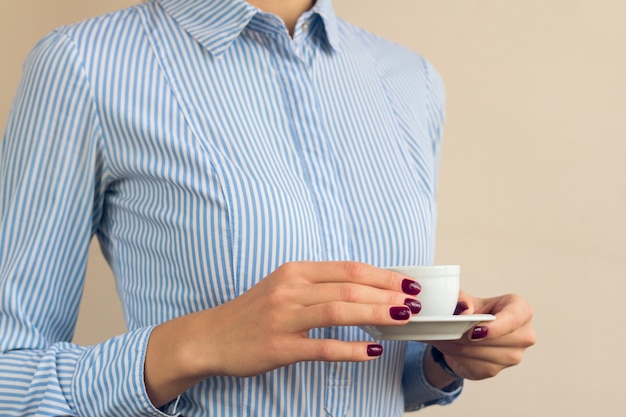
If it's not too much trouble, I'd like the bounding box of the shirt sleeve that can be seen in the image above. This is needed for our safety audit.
[423,56,446,199]
[402,342,463,412]
[0,30,177,417]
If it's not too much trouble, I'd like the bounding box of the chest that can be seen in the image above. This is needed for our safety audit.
[97,26,438,303]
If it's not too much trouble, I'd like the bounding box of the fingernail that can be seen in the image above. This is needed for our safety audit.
[367,344,384,357]
[390,306,410,320]
[471,326,489,340]
[454,302,469,315]
[404,298,422,314]
[401,279,421,296]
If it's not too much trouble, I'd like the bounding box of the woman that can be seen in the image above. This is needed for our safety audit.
[0,0,535,415]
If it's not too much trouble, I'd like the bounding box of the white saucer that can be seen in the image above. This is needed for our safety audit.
[360,314,496,341]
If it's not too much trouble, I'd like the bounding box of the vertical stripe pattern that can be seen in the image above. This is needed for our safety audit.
[0,0,459,415]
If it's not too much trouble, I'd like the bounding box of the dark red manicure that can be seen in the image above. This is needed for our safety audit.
[367,344,384,357]
[390,306,410,320]
[401,279,421,296]
[404,298,422,314]
[471,326,489,340]
[454,302,469,315]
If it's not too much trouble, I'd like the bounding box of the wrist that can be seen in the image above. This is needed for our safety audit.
[144,312,215,407]
[430,345,460,379]
[423,345,461,390]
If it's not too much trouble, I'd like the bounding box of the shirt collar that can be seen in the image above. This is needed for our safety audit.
[311,0,341,52]
[157,0,342,57]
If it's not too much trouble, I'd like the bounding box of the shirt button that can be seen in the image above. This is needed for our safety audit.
[301,21,309,32]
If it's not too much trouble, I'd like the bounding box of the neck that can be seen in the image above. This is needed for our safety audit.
[247,0,315,35]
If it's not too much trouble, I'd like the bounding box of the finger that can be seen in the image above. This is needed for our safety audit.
[433,343,529,379]
[468,322,537,350]
[454,290,476,315]
[436,322,536,352]
[292,338,386,363]
[443,353,514,380]
[280,261,421,295]
[294,302,412,331]
[296,282,420,311]
[467,294,534,342]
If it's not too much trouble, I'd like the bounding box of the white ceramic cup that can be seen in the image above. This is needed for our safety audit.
[385,265,460,316]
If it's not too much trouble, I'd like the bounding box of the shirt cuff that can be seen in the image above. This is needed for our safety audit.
[71,326,182,417]
[402,341,463,412]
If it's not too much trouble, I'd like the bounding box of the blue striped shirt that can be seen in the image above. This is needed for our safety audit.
[0,0,461,415]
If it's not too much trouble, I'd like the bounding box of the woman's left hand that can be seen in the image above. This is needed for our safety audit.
[431,291,536,380]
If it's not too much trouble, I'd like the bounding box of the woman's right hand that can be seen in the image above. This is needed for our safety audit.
[144,261,421,407]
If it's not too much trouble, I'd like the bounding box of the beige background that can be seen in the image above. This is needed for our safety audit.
[1,1,625,416]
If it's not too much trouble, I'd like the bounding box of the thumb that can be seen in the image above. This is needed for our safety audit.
[454,290,476,315]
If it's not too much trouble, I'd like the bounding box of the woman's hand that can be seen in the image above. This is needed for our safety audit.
[429,291,536,383]
[144,261,421,407]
